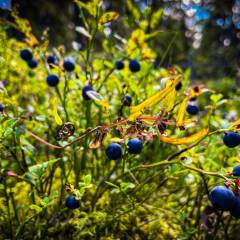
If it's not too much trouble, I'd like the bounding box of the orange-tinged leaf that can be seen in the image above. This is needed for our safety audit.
[99,12,119,25]
[129,76,181,120]
[157,128,209,145]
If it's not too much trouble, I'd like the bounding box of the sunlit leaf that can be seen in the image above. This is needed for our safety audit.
[160,79,177,112]
[126,0,141,20]
[157,128,209,145]
[150,8,163,29]
[99,12,120,25]
[75,26,91,38]
[52,97,63,125]
[129,76,181,120]
[87,90,109,108]
[65,183,81,198]
[176,96,190,128]
[229,119,240,132]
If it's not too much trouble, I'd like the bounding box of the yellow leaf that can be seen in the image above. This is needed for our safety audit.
[229,119,240,132]
[176,96,190,128]
[157,128,209,145]
[52,97,63,125]
[129,76,181,120]
[160,79,177,112]
[99,12,119,25]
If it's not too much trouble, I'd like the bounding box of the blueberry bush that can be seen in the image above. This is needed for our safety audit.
[0,1,240,239]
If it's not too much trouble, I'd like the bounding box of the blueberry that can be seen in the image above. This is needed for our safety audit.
[186,105,199,115]
[129,60,141,73]
[175,82,182,91]
[105,143,122,160]
[115,60,124,70]
[63,57,75,72]
[223,132,240,148]
[127,138,143,154]
[47,55,57,67]
[0,104,4,112]
[82,85,93,100]
[65,195,81,209]
[123,95,132,106]
[46,74,59,87]
[28,58,38,69]
[230,197,240,218]
[20,49,33,61]
[233,165,240,177]
[209,186,237,211]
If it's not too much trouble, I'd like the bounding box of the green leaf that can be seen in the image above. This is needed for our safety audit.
[28,159,59,179]
[84,174,92,185]
[29,204,42,213]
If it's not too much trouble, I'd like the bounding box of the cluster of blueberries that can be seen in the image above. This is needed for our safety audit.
[106,137,143,160]
[20,49,38,69]
[65,138,143,209]
[209,165,240,218]
[115,59,141,73]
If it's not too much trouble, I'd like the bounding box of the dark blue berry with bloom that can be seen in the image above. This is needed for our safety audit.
[47,55,57,67]
[105,143,122,160]
[127,138,143,154]
[123,95,132,106]
[223,132,240,148]
[20,49,33,62]
[209,186,237,211]
[186,105,199,115]
[129,60,141,72]
[65,195,81,209]
[115,60,124,70]
[46,74,59,87]
[233,165,240,177]
[28,58,38,69]
[63,57,75,72]
[82,85,93,100]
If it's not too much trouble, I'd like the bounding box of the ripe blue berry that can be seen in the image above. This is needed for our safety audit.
[63,57,75,72]
[123,95,132,106]
[230,197,240,218]
[209,186,237,211]
[115,60,124,70]
[233,165,240,177]
[47,55,57,67]
[127,138,143,154]
[223,132,240,148]
[0,104,5,112]
[82,85,93,100]
[186,105,199,115]
[129,60,141,73]
[105,143,122,160]
[65,195,81,209]
[20,49,33,61]
[46,74,59,87]
[28,58,38,69]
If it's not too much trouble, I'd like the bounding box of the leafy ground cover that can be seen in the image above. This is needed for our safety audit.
[0,1,240,239]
